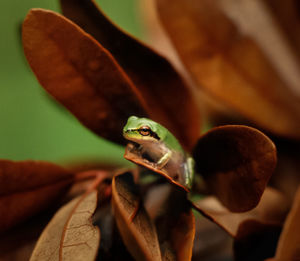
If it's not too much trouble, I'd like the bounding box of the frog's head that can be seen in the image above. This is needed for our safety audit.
[123,116,167,143]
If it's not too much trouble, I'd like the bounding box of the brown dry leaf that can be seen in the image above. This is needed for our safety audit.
[30,190,99,261]
[0,160,72,194]
[193,125,277,212]
[155,0,300,139]
[0,160,73,233]
[60,0,201,151]
[93,203,134,261]
[112,172,161,261]
[143,182,195,260]
[191,187,289,237]
[22,8,147,145]
[154,188,195,261]
[271,186,300,260]
[164,208,195,261]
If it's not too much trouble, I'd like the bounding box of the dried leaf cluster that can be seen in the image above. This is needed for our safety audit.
[1,0,300,260]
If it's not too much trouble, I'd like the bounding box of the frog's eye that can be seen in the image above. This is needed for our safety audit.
[138,126,151,136]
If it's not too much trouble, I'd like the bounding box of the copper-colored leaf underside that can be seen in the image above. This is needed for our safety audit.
[22,8,147,145]
[156,0,300,139]
[171,210,195,261]
[60,0,201,151]
[112,172,161,261]
[155,188,195,261]
[0,160,73,233]
[143,183,195,261]
[193,125,277,212]
[192,187,289,237]
[30,190,100,261]
[0,160,72,194]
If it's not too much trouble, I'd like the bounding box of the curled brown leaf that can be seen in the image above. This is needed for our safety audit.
[171,210,195,261]
[155,188,195,261]
[193,125,277,212]
[112,172,161,261]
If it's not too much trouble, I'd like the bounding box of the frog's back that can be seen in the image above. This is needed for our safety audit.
[149,120,183,152]
[163,131,184,153]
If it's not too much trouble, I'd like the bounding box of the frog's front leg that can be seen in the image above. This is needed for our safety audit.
[156,150,172,169]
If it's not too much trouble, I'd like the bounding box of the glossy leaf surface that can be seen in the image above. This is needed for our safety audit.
[0,160,73,233]
[60,0,201,151]
[193,125,277,212]
[22,8,147,145]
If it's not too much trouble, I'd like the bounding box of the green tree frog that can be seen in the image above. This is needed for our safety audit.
[123,116,194,189]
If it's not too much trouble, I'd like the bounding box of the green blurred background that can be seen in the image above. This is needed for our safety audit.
[0,0,142,165]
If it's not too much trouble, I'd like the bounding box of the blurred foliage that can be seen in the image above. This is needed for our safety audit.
[0,0,141,165]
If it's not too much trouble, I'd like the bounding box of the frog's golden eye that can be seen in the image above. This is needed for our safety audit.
[138,126,151,136]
